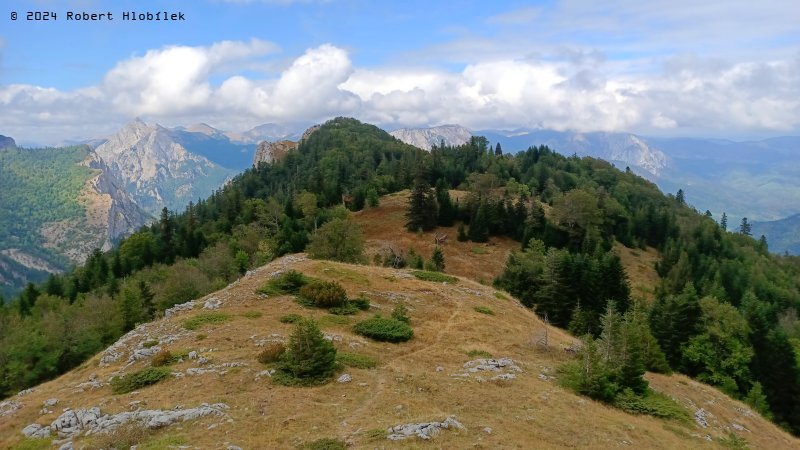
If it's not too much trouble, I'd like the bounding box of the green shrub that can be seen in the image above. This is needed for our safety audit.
[466,349,493,358]
[259,270,311,296]
[300,438,347,450]
[111,367,171,394]
[411,270,457,283]
[474,305,495,315]
[242,311,263,319]
[183,312,231,330]
[280,313,303,324]
[354,315,413,342]
[299,280,348,308]
[613,389,689,421]
[151,349,184,367]
[10,438,51,450]
[329,303,360,315]
[142,340,159,348]
[719,432,750,450]
[273,319,337,386]
[258,343,286,364]
[336,351,378,369]
[391,303,410,323]
[351,295,371,310]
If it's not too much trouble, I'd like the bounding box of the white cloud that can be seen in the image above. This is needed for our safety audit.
[0,39,799,144]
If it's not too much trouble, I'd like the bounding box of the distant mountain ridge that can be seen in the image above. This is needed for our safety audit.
[0,144,149,298]
[390,125,472,150]
[752,214,800,255]
[0,135,15,149]
[94,119,235,214]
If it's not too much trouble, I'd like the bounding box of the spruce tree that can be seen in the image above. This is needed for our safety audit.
[139,281,155,320]
[405,174,438,232]
[278,318,337,383]
[468,202,490,242]
[675,189,685,205]
[720,212,728,231]
[430,246,445,272]
[495,142,503,156]
[739,217,752,236]
[457,223,468,242]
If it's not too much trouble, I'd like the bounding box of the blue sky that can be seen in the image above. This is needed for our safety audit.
[1,0,799,144]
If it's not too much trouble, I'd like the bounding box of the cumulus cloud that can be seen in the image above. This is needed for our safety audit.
[0,39,799,144]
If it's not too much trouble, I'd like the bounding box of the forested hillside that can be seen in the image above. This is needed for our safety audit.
[0,146,96,298]
[2,117,799,436]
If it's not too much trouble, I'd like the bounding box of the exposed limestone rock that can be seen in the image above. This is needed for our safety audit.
[387,416,465,441]
[203,297,222,310]
[0,400,22,417]
[21,403,229,439]
[252,140,297,166]
[453,358,523,382]
[301,124,320,142]
[17,388,35,396]
[44,398,59,407]
[695,408,710,428]
[337,374,352,383]
[389,125,472,151]
[165,299,197,318]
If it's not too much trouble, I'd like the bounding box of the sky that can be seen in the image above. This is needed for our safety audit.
[1,0,799,145]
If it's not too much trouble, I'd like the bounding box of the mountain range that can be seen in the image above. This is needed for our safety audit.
[388,126,800,254]
[2,120,799,299]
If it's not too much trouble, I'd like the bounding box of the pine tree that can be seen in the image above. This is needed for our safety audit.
[430,246,445,272]
[739,217,752,236]
[457,223,468,242]
[675,189,685,205]
[435,179,455,226]
[138,281,155,320]
[495,142,503,156]
[405,173,438,232]
[468,202,490,242]
[278,318,337,382]
[720,212,728,231]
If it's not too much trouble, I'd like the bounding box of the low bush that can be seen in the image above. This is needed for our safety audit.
[273,319,337,386]
[242,311,263,319]
[411,270,457,283]
[354,315,413,343]
[151,349,189,367]
[280,313,303,324]
[466,349,493,358]
[329,303,360,315]
[258,343,286,364]
[142,340,159,348]
[351,295,371,310]
[259,270,312,296]
[111,367,171,394]
[474,305,495,315]
[299,280,348,308]
[10,438,51,450]
[391,303,410,324]
[613,389,689,421]
[336,351,379,369]
[300,438,347,450]
[183,312,231,330]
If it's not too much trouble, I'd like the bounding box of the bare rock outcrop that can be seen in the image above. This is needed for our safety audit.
[252,140,297,166]
[390,125,472,151]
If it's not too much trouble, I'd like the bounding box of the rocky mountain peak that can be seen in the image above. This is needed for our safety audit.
[94,120,233,214]
[0,135,16,149]
[253,140,298,166]
[389,125,472,150]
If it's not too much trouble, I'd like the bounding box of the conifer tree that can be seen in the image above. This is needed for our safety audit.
[278,318,337,382]
[430,246,445,272]
[675,189,685,205]
[405,172,438,232]
[495,142,503,156]
[139,281,155,320]
[739,217,752,236]
[468,202,490,242]
[720,212,728,231]
[457,223,468,242]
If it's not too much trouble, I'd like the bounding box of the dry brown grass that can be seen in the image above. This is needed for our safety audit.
[2,194,797,449]
[615,242,661,302]
[356,190,517,284]
[2,254,797,449]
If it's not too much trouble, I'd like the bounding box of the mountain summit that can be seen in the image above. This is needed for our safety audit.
[390,125,472,150]
[94,120,234,214]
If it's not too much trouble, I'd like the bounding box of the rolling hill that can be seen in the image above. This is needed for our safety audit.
[2,254,796,449]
